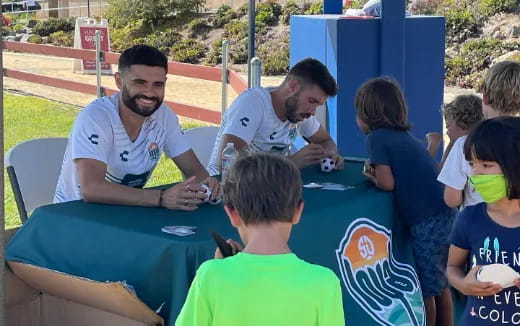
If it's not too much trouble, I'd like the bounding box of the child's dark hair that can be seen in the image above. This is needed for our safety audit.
[223,153,302,225]
[443,94,483,130]
[464,117,520,199]
[119,45,168,73]
[285,58,338,97]
[354,77,411,131]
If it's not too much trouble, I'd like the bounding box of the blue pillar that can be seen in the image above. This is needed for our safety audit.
[324,0,342,14]
[380,0,406,87]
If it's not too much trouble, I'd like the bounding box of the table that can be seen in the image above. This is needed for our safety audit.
[6,160,425,325]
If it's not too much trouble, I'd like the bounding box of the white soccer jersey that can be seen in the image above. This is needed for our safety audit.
[54,94,191,203]
[207,87,320,175]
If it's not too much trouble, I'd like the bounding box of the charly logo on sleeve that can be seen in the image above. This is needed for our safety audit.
[336,218,425,326]
[88,134,99,145]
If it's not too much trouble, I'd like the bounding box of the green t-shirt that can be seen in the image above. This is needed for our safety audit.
[176,252,345,326]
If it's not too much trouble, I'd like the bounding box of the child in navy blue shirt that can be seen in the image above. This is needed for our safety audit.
[354,77,457,326]
[447,117,520,326]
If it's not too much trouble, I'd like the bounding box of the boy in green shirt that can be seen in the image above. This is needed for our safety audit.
[176,153,345,326]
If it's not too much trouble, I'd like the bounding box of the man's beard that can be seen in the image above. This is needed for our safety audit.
[285,93,310,123]
[121,85,162,117]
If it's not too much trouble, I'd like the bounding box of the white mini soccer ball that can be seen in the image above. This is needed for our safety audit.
[321,158,336,172]
[200,184,211,203]
[209,198,222,205]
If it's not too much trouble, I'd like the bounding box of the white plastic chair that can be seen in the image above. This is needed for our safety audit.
[184,126,219,167]
[5,137,68,223]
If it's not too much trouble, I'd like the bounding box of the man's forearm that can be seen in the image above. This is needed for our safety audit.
[81,180,162,207]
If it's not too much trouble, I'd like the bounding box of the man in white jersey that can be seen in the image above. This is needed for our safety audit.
[207,58,344,176]
[55,45,219,210]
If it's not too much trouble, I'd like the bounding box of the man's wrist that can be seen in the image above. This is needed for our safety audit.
[158,189,165,207]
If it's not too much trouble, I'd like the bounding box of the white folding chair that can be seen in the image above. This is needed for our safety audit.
[5,137,68,223]
[183,126,220,167]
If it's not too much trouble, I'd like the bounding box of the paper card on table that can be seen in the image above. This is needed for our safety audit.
[161,226,196,236]
[303,182,324,188]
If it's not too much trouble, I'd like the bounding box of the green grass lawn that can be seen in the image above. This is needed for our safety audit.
[3,93,209,229]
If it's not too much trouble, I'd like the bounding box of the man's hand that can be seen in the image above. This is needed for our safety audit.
[327,151,344,170]
[160,176,206,211]
[289,144,325,169]
[214,239,244,259]
[202,176,221,200]
[459,265,502,296]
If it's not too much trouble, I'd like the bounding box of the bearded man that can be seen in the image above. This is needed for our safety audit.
[207,58,343,175]
[55,45,219,210]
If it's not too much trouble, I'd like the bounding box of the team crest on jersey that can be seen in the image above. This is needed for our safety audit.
[288,124,298,141]
[336,218,425,326]
[148,142,160,161]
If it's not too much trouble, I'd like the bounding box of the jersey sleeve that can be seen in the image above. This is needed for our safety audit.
[175,263,212,326]
[70,107,113,164]
[367,131,390,166]
[318,274,345,326]
[162,107,192,158]
[221,96,263,144]
[437,137,468,190]
[299,116,321,139]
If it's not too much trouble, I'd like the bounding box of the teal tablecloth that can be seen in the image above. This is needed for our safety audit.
[6,160,426,325]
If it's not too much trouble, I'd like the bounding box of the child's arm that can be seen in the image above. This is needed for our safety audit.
[426,132,442,159]
[444,186,463,208]
[363,163,394,191]
[446,245,502,296]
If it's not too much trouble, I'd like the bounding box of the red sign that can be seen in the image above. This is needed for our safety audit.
[79,26,111,71]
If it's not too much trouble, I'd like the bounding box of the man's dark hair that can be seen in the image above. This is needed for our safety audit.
[464,116,520,199]
[118,45,168,73]
[223,153,302,225]
[286,58,338,97]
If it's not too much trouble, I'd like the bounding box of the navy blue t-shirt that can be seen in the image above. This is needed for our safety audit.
[367,128,448,225]
[451,203,520,326]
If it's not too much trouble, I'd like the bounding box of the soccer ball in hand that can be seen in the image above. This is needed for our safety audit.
[321,158,336,172]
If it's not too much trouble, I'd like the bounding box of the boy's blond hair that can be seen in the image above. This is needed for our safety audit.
[482,61,520,115]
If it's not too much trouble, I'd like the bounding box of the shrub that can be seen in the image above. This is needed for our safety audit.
[408,0,442,14]
[49,31,74,47]
[204,38,224,65]
[229,38,248,64]
[13,23,25,33]
[170,38,207,63]
[445,39,520,88]
[256,2,282,26]
[105,0,201,31]
[28,34,43,44]
[2,14,13,26]
[237,3,249,17]
[110,25,144,52]
[224,20,248,40]
[258,35,289,75]
[32,17,75,37]
[282,1,304,25]
[436,0,480,43]
[214,5,237,28]
[188,18,211,37]
[305,1,323,15]
[132,30,182,55]
[480,0,519,16]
